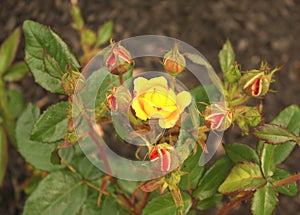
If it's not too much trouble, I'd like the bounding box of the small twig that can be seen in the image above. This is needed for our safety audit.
[217,192,253,215]
[135,192,150,215]
[273,172,300,187]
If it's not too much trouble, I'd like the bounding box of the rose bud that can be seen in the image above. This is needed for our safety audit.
[204,103,232,131]
[163,46,186,76]
[103,42,133,75]
[61,70,85,95]
[241,63,278,97]
[149,143,173,172]
[105,87,118,111]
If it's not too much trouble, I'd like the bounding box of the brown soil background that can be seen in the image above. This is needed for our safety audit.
[0,0,300,214]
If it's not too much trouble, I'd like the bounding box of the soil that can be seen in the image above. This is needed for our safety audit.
[0,0,300,214]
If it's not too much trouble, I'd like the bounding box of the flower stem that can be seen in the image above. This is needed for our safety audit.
[230,95,250,106]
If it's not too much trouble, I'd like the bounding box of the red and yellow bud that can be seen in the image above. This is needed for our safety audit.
[61,70,85,95]
[103,42,133,75]
[149,143,173,172]
[241,63,278,97]
[163,46,186,76]
[204,103,232,131]
[105,87,118,111]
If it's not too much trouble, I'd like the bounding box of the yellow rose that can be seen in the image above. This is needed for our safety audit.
[131,76,191,128]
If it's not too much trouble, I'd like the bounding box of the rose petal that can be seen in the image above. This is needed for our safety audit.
[176,91,192,113]
[134,77,149,95]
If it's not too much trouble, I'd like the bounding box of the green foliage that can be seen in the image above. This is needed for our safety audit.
[271,168,298,196]
[142,192,192,215]
[251,183,278,215]
[23,20,80,94]
[218,40,235,74]
[96,22,113,47]
[0,27,28,187]
[16,104,63,171]
[218,163,266,194]
[223,143,259,164]
[193,157,233,200]
[31,101,69,143]
[253,124,298,144]
[23,170,88,215]
[179,145,204,190]
[0,127,7,185]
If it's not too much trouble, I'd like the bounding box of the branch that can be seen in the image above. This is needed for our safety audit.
[273,172,300,187]
[217,192,253,215]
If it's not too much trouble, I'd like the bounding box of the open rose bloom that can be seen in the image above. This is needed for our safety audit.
[131,76,192,129]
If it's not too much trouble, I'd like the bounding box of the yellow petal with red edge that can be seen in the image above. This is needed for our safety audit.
[176,91,192,113]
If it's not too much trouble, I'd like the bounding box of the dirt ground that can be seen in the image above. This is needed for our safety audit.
[0,0,300,214]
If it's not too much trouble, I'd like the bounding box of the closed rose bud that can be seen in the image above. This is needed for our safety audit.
[61,70,85,95]
[163,46,186,76]
[103,42,133,75]
[105,87,118,111]
[204,103,232,131]
[149,143,173,171]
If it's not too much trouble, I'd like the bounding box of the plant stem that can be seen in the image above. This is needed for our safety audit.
[217,192,253,215]
[119,73,124,85]
[273,172,300,187]
[230,95,250,107]
[135,192,150,215]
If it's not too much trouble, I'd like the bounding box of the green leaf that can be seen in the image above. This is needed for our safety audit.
[223,143,259,164]
[0,27,20,75]
[24,174,43,195]
[218,40,235,73]
[3,61,29,82]
[142,192,192,215]
[23,170,88,215]
[193,157,233,200]
[260,144,276,177]
[218,163,266,194]
[190,84,220,112]
[257,105,300,164]
[23,20,80,94]
[81,29,96,46]
[5,89,25,118]
[31,101,69,143]
[16,104,63,171]
[197,193,223,211]
[0,126,8,186]
[79,192,100,215]
[179,145,204,190]
[117,179,138,194]
[96,22,113,47]
[253,124,298,144]
[71,4,84,31]
[77,157,103,181]
[251,183,278,215]
[185,53,224,93]
[272,168,298,196]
